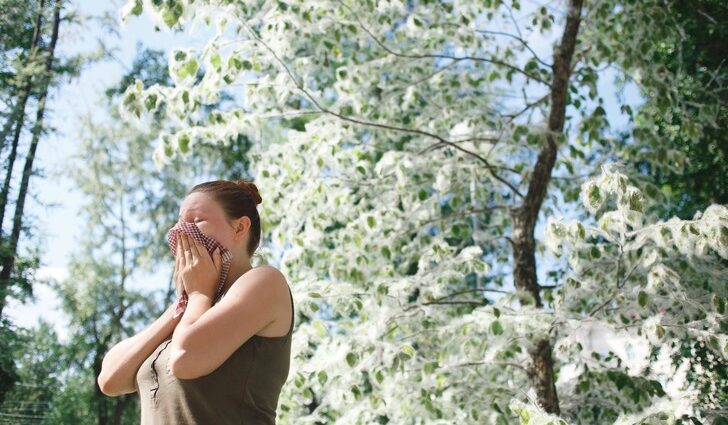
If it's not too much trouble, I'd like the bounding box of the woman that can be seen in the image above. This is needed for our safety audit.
[97,179,294,424]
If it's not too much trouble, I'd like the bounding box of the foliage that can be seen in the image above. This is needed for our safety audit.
[547,163,727,423]
[617,0,728,220]
[0,319,62,425]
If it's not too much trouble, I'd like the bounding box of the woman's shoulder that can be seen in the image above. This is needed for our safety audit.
[250,264,287,283]
[234,265,289,296]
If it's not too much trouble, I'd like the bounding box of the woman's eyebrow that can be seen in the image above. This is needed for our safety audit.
[178,208,197,218]
[178,210,202,219]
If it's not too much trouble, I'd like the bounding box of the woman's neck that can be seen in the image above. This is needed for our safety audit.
[222,255,253,292]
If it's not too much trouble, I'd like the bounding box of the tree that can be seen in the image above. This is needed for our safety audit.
[625,0,728,220]
[0,0,97,317]
[0,319,63,425]
[0,0,61,321]
[119,0,726,423]
[0,0,65,406]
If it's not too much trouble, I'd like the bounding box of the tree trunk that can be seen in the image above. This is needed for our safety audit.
[111,395,132,425]
[0,0,46,236]
[510,0,584,415]
[0,0,60,318]
[94,351,109,425]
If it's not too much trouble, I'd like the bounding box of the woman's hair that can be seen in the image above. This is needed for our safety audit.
[188,179,262,257]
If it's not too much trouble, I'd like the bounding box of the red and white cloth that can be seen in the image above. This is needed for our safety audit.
[166,221,234,319]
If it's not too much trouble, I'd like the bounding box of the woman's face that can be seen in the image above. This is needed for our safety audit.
[177,191,241,251]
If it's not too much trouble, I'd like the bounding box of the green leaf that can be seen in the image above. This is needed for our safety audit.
[312,320,326,336]
[144,94,157,111]
[131,0,143,16]
[629,191,643,212]
[401,344,415,358]
[590,246,601,259]
[162,3,183,27]
[587,184,602,210]
[210,52,222,70]
[163,10,177,27]
[375,369,384,384]
[177,134,190,153]
[423,361,438,373]
[367,216,376,228]
[638,290,648,307]
[346,352,357,367]
[713,295,725,315]
[491,320,504,335]
[308,292,322,298]
[183,59,198,78]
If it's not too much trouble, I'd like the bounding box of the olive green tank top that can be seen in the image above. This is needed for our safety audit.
[135,284,293,424]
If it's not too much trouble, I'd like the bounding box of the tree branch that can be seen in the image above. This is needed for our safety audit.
[339,1,552,87]
[237,19,525,199]
[450,360,530,375]
[475,29,552,68]
[503,93,550,123]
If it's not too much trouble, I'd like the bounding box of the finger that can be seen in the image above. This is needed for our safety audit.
[189,236,202,259]
[174,244,182,292]
[176,246,183,273]
[180,233,191,263]
[213,248,221,271]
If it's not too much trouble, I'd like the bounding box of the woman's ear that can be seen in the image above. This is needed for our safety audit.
[233,216,249,241]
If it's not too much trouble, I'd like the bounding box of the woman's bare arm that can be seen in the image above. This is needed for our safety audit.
[98,302,182,396]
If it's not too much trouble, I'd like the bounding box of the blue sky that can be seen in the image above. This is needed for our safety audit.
[4,0,642,344]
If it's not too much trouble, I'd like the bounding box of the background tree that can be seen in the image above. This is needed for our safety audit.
[613,1,728,420]
[0,0,92,406]
[620,0,727,220]
[0,320,64,425]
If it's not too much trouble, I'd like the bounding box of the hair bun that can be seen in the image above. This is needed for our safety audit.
[235,179,262,205]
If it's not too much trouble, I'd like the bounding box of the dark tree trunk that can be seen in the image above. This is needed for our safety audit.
[111,395,132,425]
[0,0,46,235]
[0,0,60,318]
[510,0,584,415]
[94,351,109,425]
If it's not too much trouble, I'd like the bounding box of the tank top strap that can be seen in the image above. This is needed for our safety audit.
[285,284,294,336]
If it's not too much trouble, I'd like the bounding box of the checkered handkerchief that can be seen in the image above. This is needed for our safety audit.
[167,221,234,318]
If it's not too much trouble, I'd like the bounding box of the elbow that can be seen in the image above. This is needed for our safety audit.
[97,364,136,397]
[97,371,121,397]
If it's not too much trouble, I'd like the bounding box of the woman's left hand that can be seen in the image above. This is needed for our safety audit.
[178,233,223,300]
